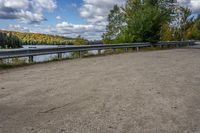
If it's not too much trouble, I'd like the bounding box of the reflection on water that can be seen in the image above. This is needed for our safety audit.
[1,45,101,63]
[23,45,63,49]
[23,45,72,62]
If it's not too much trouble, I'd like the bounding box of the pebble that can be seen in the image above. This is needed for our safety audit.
[157,91,161,94]
[171,106,177,109]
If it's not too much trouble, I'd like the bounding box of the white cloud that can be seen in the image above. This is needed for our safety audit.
[25,0,125,40]
[55,21,105,40]
[52,0,125,40]
[80,0,125,25]
[4,0,29,9]
[0,0,57,23]
[56,16,61,20]
[5,24,30,32]
[35,0,57,11]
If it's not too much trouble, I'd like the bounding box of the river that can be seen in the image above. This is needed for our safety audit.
[22,45,99,62]
[0,45,101,63]
[22,45,72,62]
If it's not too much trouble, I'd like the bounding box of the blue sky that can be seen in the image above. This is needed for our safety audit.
[0,0,84,24]
[0,0,200,40]
[0,0,125,40]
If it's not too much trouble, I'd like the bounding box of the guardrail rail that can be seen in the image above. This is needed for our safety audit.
[0,41,196,63]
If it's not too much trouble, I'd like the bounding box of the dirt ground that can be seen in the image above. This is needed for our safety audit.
[0,48,200,133]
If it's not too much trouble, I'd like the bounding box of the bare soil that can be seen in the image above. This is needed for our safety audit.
[0,49,200,133]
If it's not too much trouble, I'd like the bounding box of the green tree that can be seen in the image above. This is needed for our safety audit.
[102,5,125,43]
[186,15,200,40]
[172,7,194,40]
[0,32,22,49]
[74,35,88,45]
[103,0,176,43]
[161,23,175,41]
[126,5,169,42]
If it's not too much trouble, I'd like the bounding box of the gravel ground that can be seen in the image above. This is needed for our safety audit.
[0,48,200,133]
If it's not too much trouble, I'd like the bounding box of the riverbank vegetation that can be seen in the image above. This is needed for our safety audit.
[103,0,200,44]
[0,30,88,49]
[0,32,22,49]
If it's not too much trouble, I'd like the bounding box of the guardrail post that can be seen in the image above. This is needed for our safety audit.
[98,50,101,55]
[29,56,34,63]
[187,42,190,46]
[175,43,178,48]
[136,47,139,51]
[125,48,128,52]
[58,53,62,59]
[112,49,116,53]
[0,59,3,64]
[79,51,82,58]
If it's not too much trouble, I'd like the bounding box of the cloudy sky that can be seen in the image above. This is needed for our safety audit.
[0,0,200,40]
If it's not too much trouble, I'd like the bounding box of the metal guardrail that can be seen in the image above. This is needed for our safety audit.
[0,41,196,62]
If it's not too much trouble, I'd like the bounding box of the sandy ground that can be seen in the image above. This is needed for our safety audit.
[0,48,200,133]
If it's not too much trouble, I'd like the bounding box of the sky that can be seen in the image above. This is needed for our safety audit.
[0,0,200,40]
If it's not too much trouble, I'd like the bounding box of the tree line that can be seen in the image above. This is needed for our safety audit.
[0,32,22,49]
[102,0,200,43]
[0,30,89,49]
